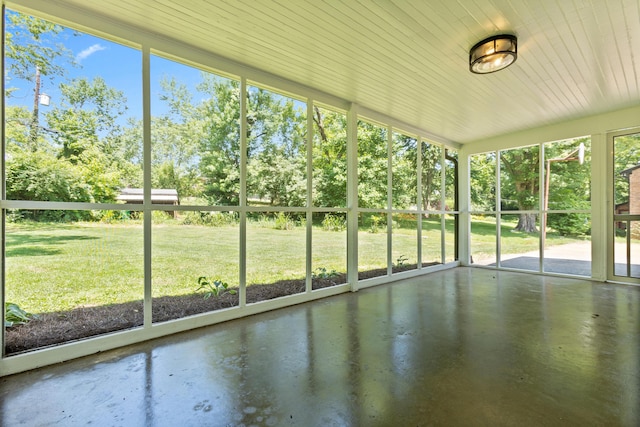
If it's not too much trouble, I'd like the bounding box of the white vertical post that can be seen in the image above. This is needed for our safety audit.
[440,146,446,263]
[306,99,314,293]
[495,150,502,267]
[142,46,152,327]
[1,4,6,352]
[458,146,471,265]
[346,103,359,291]
[416,138,423,267]
[539,143,546,273]
[239,77,247,306]
[387,126,393,275]
[591,133,606,281]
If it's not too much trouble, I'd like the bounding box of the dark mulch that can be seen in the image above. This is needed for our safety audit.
[5,264,429,355]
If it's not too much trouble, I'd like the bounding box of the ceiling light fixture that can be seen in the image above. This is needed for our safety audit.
[469,34,517,74]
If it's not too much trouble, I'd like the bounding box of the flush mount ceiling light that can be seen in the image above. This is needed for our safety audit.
[469,34,517,74]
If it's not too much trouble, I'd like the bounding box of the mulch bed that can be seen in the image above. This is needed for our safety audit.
[5,264,425,355]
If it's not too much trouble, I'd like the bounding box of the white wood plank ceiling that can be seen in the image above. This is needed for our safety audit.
[13,0,640,144]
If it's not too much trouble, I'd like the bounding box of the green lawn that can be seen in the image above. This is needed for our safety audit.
[5,216,585,314]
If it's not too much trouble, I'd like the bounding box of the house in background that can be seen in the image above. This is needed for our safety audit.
[620,164,640,238]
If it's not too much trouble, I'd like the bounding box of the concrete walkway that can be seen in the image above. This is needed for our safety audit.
[477,241,640,278]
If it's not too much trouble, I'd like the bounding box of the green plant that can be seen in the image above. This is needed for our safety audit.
[368,215,383,233]
[321,214,346,231]
[5,303,36,327]
[196,276,237,299]
[395,254,409,266]
[181,211,238,227]
[312,267,340,279]
[274,212,295,230]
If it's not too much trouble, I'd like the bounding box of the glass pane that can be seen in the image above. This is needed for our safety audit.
[358,121,388,209]
[614,132,640,214]
[422,214,443,265]
[246,212,307,301]
[312,106,347,208]
[499,214,540,272]
[4,210,143,354]
[543,214,591,276]
[469,152,495,211]
[470,215,496,266]
[500,145,539,212]
[445,214,457,262]
[152,211,239,322]
[246,86,307,207]
[392,213,417,273]
[422,142,442,211]
[312,213,347,290]
[5,11,142,203]
[391,132,418,210]
[358,212,388,279]
[544,137,591,211]
[614,221,640,278]
[151,55,241,206]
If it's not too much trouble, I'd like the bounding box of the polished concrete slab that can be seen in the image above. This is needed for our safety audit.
[1,267,639,426]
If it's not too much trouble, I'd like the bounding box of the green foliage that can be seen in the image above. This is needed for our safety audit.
[196,276,236,299]
[5,303,36,327]
[312,267,340,279]
[99,210,132,223]
[321,214,346,231]
[274,212,295,230]
[357,121,389,209]
[4,11,74,87]
[547,213,590,236]
[6,150,95,221]
[367,214,384,233]
[312,106,347,207]
[395,254,409,266]
[180,211,238,227]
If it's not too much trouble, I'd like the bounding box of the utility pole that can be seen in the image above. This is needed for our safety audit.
[29,66,41,150]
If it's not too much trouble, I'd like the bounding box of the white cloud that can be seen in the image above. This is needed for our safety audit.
[76,44,107,62]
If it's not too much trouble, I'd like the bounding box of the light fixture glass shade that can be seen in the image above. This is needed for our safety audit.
[469,34,517,74]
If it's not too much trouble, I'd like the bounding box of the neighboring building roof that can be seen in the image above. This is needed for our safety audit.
[116,188,179,204]
[621,164,640,177]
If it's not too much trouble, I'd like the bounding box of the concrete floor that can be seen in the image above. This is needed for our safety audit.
[1,267,639,426]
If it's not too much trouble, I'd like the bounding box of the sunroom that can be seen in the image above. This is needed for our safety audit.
[1,0,639,424]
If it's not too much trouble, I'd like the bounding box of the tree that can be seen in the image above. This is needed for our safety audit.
[245,87,307,206]
[357,120,388,209]
[500,146,540,232]
[5,11,75,149]
[47,77,127,162]
[312,106,347,207]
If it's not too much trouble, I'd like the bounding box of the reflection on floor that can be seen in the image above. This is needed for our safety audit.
[1,267,639,426]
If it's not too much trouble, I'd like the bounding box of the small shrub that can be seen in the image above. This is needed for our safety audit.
[181,211,238,227]
[322,214,346,231]
[312,267,340,279]
[368,215,383,233]
[5,303,36,327]
[99,210,132,224]
[394,254,409,267]
[196,276,237,299]
[274,212,295,230]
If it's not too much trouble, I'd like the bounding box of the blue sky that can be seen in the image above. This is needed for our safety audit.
[5,8,306,131]
[5,10,206,122]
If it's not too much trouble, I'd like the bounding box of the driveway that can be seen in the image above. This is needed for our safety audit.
[478,241,640,278]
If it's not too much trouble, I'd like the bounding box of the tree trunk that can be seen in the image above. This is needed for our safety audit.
[514,213,538,233]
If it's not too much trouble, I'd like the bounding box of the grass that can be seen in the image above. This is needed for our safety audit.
[6,215,587,314]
